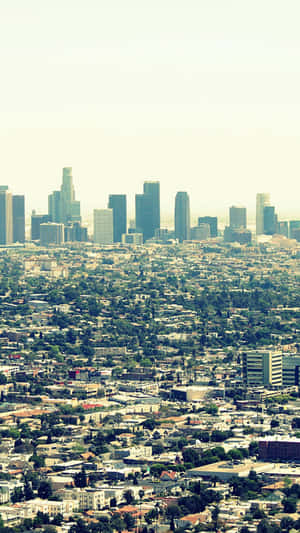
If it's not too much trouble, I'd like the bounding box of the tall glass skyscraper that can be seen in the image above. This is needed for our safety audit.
[135,181,160,242]
[174,191,190,242]
[229,206,247,229]
[12,195,25,243]
[143,181,160,234]
[256,193,270,235]
[48,167,81,224]
[108,194,127,242]
[0,187,12,245]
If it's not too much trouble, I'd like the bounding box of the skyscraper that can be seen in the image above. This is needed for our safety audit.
[0,187,12,245]
[229,206,247,229]
[143,181,160,235]
[31,213,51,240]
[256,193,270,235]
[174,191,190,242]
[93,209,113,245]
[12,195,25,243]
[135,193,155,242]
[289,220,300,239]
[263,205,277,235]
[48,167,81,224]
[108,194,127,243]
[40,223,64,245]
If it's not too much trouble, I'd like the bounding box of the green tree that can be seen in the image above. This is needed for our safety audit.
[38,480,53,499]
[124,489,135,505]
[282,497,297,514]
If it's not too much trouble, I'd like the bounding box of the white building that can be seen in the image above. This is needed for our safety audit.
[93,209,113,245]
[79,488,105,511]
[243,350,282,387]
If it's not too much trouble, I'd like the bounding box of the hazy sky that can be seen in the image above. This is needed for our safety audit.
[1,0,300,219]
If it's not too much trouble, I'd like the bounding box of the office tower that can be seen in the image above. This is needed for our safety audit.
[290,220,300,239]
[229,206,247,229]
[143,181,160,234]
[256,193,270,235]
[48,167,81,224]
[292,228,300,242]
[282,355,300,386]
[242,350,282,387]
[40,223,64,245]
[108,194,127,243]
[48,190,62,223]
[122,233,143,245]
[263,206,277,235]
[31,213,50,240]
[0,187,12,245]
[277,221,289,238]
[135,193,154,242]
[198,216,218,238]
[224,227,252,245]
[93,209,113,245]
[174,191,190,242]
[191,224,210,241]
[12,195,25,243]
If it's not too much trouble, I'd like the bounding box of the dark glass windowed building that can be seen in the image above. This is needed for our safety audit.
[108,194,127,242]
[174,191,190,242]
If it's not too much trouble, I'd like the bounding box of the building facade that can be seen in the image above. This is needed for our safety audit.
[263,205,277,235]
[197,216,218,238]
[108,194,127,243]
[0,187,12,245]
[40,223,64,245]
[174,191,190,242]
[93,209,113,245]
[12,195,25,243]
[243,350,282,387]
[256,192,270,235]
[229,206,247,229]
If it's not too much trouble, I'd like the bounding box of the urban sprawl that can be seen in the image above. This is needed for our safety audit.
[0,169,299,533]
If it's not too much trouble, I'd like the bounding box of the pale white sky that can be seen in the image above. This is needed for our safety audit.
[1,0,300,219]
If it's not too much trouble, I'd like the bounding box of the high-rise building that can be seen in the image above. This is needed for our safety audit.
[0,187,12,245]
[48,190,62,223]
[256,193,270,235]
[108,194,127,243]
[282,355,300,387]
[135,193,154,242]
[198,216,218,238]
[191,223,210,241]
[229,206,247,229]
[143,181,160,234]
[12,195,25,243]
[31,213,50,240]
[40,223,64,245]
[224,227,252,245]
[290,220,300,240]
[174,191,190,242]
[93,209,113,245]
[263,205,277,235]
[48,167,81,224]
[277,221,289,238]
[242,350,282,387]
[135,181,160,242]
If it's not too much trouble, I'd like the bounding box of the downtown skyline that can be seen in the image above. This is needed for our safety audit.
[1,2,300,216]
